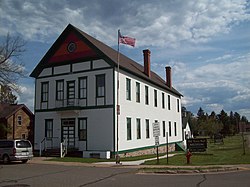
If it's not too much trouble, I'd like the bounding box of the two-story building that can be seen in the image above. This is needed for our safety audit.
[0,103,34,144]
[30,24,183,158]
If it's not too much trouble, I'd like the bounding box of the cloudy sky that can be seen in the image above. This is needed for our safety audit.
[0,0,250,119]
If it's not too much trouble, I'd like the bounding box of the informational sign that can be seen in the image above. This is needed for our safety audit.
[187,138,207,152]
[153,122,160,137]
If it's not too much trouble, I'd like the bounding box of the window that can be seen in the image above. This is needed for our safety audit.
[136,118,141,139]
[163,121,166,137]
[21,134,26,139]
[177,99,180,112]
[17,116,22,126]
[96,74,105,97]
[168,95,171,110]
[79,77,87,99]
[56,80,64,100]
[41,82,49,102]
[154,90,157,107]
[162,93,165,109]
[126,78,131,100]
[136,82,140,103]
[79,118,87,141]
[145,86,149,105]
[127,117,132,140]
[169,121,172,137]
[45,119,53,138]
[174,122,177,136]
[146,119,150,139]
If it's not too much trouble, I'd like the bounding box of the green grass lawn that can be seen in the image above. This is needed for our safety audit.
[144,134,250,165]
[48,135,250,165]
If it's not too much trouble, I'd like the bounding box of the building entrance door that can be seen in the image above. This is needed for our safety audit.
[61,118,75,148]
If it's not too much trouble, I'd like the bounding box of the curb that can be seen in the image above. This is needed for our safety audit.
[138,167,244,174]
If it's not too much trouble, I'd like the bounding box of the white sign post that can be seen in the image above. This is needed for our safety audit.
[153,122,160,137]
[153,122,160,164]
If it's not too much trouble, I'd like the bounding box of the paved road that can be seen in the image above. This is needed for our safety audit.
[0,162,250,187]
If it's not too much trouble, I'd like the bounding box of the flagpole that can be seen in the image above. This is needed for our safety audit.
[116,29,120,164]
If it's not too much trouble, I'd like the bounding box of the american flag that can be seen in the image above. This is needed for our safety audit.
[118,30,136,47]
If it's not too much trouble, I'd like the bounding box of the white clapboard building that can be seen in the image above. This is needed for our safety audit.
[30,24,183,158]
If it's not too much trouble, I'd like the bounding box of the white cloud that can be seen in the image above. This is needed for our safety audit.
[175,52,250,118]
[0,0,249,47]
[16,84,34,112]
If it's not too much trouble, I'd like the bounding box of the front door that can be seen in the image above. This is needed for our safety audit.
[61,118,75,148]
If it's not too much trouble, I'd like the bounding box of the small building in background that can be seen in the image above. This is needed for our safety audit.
[0,103,34,144]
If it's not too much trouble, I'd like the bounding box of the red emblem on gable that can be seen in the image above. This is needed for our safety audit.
[48,32,97,63]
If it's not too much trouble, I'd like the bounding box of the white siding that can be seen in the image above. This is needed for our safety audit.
[39,68,52,77]
[115,69,182,152]
[34,108,114,151]
[72,61,91,72]
[35,66,113,110]
[93,59,110,69]
[54,65,71,75]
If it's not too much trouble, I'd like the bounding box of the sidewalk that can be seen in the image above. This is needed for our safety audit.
[29,155,250,174]
[94,153,176,166]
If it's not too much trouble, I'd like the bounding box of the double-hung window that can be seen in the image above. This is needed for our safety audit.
[41,82,49,102]
[136,82,140,103]
[56,80,64,101]
[177,99,180,112]
[17,116,22,126]
[126,78,131,100]
[79,77,87,99]
[127,117,132,140]
[174,122,177,136]
[136,118,141,139]
[96,74,105,97]
[45,119,53,139]
[169,121,172,137]
[145,86,149,105]
[154,90,157,107]
[146,119,150,138]
[163,121,166,137]
[79,118,87,141]
[168,95,171,110]
[162,93,165,109]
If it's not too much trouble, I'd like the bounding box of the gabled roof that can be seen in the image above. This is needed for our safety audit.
[30,24,182,97]
[0,103,34,119]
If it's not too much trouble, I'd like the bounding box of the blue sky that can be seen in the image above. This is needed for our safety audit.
[0,0,250,119]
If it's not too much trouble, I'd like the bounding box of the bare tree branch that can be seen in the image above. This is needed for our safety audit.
[0,33,26,92]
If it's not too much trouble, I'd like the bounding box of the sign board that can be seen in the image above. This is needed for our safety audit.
[187,138,207,152]
[155,136,159,146]
[153,122,160,137]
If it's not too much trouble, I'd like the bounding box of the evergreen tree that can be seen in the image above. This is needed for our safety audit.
[0,84,17,104]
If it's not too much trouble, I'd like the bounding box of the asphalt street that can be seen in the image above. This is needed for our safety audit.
[0,162,250,187]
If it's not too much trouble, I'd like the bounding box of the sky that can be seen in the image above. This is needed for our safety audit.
[0,0,250,119]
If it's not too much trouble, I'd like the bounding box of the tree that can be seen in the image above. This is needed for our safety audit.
[0,33,26,92]
[0,84,17,104]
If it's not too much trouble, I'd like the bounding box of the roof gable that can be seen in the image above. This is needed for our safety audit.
[30,24,182,97]
[0,103,34,119]
[48,31,97,64]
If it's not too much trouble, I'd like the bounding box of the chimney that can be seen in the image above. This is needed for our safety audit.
[165,66,172,89]
[143,49,151,77]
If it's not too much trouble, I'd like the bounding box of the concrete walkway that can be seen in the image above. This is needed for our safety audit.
[94,154,176,166]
